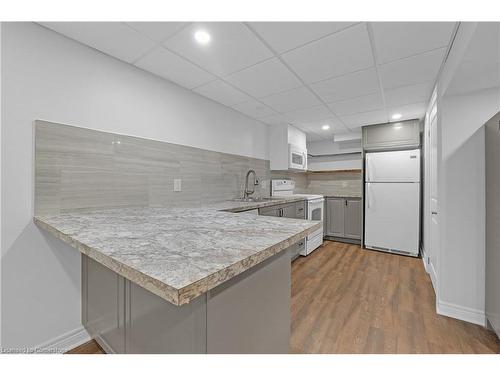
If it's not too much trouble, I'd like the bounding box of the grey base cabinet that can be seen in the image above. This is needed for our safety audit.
[82,248,291,353]
[258,200,306,262]
[258,200,306,220]
[325,197,361,243]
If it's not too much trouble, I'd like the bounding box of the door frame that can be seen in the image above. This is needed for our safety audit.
[424,86,439,293]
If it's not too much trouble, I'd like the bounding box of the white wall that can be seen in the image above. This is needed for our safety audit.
[307,139,362,171]
[0,22,269,349]
[431,22,500,325]
[437,88,499,324]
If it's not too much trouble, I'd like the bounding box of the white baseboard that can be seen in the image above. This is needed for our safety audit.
[420,247,438,294]
[421,247,429,273]
[36,326,91,354]
[437,300,486,327]
[428,261,438,293]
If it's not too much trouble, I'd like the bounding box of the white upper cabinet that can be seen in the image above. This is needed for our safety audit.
[268,125,307,171]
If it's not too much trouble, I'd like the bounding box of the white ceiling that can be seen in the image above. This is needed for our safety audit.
[39,22,457,141]
[445,22,500,96]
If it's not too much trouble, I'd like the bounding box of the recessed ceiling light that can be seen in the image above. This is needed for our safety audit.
[392,113,402,120]
[194,30,211,45]
[321,124,330,130]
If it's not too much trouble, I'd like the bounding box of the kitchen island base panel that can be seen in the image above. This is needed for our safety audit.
[82,248,291,354]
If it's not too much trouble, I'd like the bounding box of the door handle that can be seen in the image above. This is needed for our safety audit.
[431,211,438,215]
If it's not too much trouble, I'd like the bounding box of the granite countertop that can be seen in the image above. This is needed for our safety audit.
[34,197,320,306]
[324,194,362,198]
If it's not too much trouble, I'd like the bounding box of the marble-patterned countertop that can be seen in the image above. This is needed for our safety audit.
[323,194,362,198]
[34,197,320,306]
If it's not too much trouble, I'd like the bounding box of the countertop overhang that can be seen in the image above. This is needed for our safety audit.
[34,197,321,306]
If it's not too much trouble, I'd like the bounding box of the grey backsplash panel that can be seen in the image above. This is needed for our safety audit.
[34,120,270,215]
[306,171,362,196]
[270,170,362,197]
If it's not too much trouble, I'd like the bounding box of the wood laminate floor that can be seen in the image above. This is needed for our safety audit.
[65,340,104,354]
[291,241,500,353]
[67,240,500,354]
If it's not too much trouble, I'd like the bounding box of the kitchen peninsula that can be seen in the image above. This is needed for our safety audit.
[32,120,320,354]
[35,196,319,354]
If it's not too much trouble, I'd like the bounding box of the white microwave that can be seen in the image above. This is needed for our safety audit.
[288,144,307,171]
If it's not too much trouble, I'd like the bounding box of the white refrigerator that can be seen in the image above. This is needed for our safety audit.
[364,149,420,256]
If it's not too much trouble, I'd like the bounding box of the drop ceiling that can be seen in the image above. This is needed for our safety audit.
[39,22,457,142]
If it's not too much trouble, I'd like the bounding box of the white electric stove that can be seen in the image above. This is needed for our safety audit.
[271,180,324,256]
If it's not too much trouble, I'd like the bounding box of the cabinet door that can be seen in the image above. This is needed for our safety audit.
[295,201,306,219]
[363,120,420,151]
[281,203,297,218]
[259,205,280,217]
[344,198,362,239]
[326,198,345,237]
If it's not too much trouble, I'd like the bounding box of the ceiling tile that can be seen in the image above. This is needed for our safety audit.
[225,58,302,98]
[231,100,278,119]
[341,109,388,129]
[249,22,357,53]
[384,82,433,107]
[40,22,156,63]
[387,102,427,121]
[193,80,252,107]
[310,68,380,103]
[260,87,321,113]
[259,114,290,125]
[379,48,447,89]
[371,22,456,64]
[126,22,187,42]
[284,105,333,124]
[164,22,273,76]
[328,92,384,116]
[300,117,346,133]
[281,23,374,83]
[134,47,215,89]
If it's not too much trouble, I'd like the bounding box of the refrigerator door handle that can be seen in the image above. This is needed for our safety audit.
[366,155,371,182]
[367,183,371,209]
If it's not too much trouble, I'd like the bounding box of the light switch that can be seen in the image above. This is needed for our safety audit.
[173,179,182,192]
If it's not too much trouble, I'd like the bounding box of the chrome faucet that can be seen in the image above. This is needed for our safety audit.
[244,170,257,199]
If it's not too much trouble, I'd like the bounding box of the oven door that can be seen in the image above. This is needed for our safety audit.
[301,198,324,256]
[307,199,324,223]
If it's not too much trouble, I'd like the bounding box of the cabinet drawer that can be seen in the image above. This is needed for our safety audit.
[259,205,280,217]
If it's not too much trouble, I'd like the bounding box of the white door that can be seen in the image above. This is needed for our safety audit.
[366,150,420,182]
[365,182,420,255]
[429,102,439,286]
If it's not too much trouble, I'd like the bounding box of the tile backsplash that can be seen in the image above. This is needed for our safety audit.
[306,171,362,196]
[34,120,270,215]
[270,170,362,197]
[35,120,362,216]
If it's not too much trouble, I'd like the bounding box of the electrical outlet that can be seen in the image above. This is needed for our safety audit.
[173,179,182,192]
